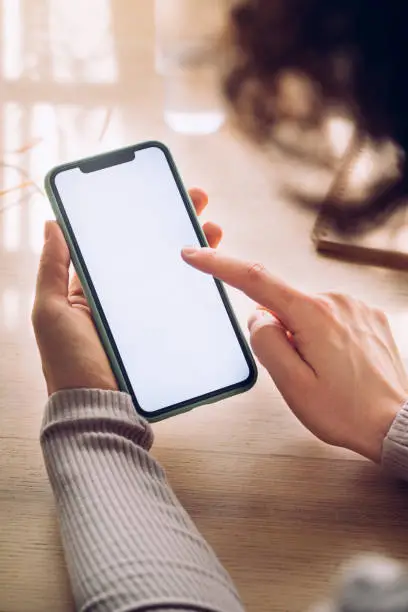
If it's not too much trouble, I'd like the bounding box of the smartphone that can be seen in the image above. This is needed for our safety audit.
[45,141,257,422]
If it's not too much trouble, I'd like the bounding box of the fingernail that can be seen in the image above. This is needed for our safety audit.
[182,246,199,257]
[44,221,52,240]
[248,309,273,331]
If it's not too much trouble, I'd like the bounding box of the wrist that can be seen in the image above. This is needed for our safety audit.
[44,364,118,396]
[359,400,402,464]
[382,401,408,479]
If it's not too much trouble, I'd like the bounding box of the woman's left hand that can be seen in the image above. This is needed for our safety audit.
[32,188,220,396]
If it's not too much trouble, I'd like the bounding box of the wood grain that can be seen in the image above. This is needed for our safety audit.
[0,2,408,611]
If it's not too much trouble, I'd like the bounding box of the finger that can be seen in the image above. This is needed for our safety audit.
[69,271,84,297]
[36,221,70,300]
[248,310,314,396]
[188,188,208,216]
[68,272,89,308]
[69,295,90,309]
[202,221,223,248]
[182,247,307,331]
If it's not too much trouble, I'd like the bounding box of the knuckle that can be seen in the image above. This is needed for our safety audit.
[203,248,218,264]
[246,261,266,282]
[325,291,345,302]
[373,308,389,325]
[325,292,353,309]
[356,299,370,312]
[314,296,336,317]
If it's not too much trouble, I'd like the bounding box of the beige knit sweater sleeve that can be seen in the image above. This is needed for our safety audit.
[40,389,245,612]
[40,391,408,612]
[382,401,408,479]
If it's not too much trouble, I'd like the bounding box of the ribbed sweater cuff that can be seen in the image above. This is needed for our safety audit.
[382,401,408,481]
[41,389,153,450]
[40,389,244,612]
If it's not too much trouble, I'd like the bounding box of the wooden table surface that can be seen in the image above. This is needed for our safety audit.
[1,2,408,611]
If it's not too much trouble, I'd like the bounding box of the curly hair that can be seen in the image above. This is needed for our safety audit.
[225,0,408,230]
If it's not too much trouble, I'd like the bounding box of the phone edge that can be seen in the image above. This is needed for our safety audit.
[44,142,258,423]
[44,168,133,399]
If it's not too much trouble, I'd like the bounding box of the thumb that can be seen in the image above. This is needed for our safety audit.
[249,310,313,398]
[36,221,70,299]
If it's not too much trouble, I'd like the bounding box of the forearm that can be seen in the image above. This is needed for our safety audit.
[40,389,244,612]
[382,401,408,480]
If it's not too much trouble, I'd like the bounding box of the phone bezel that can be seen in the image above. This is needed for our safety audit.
[46,141,257,421]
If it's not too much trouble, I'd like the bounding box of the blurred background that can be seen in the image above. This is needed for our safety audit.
[1,2,408,612]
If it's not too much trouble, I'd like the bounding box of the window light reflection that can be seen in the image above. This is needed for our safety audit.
[2,0,22,80]
[55,106,114,158]
[2,178,22,252]
[2,288,20,332]
[28,104,59,176]
[49,0,117,83]
[2,103,25,251]
[29,193,50,254]
[4,102,24,155]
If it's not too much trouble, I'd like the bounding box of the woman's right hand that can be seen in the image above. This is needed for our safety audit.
[182,247,408,463]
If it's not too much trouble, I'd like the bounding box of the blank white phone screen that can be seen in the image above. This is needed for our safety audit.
[54,146,251,414]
